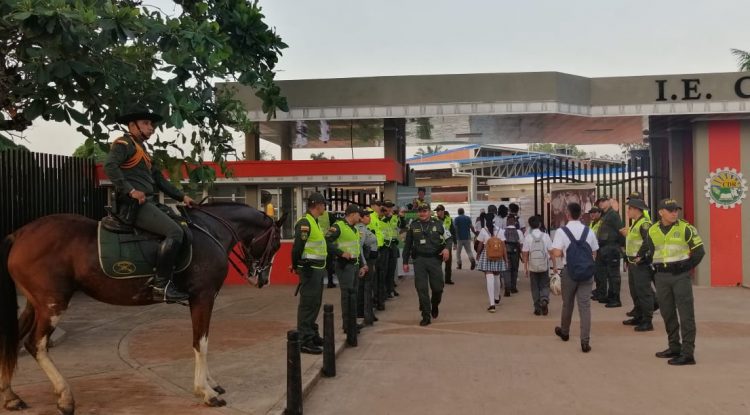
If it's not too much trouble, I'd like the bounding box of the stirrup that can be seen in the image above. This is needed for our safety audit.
[152,281,189,306]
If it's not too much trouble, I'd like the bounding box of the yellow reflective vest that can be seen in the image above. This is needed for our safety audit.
[299,213,327,268]
[648,220,692,264]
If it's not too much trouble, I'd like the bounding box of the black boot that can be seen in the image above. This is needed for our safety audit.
[152,239,189,304]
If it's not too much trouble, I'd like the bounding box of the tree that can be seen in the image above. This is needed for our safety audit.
[309,152,332,160]
[260,149,275,160]
[72,140,108,163]
[1,0,288,182]
[528,143,588,158]
[731,48,750,71]
[414,145,444,156]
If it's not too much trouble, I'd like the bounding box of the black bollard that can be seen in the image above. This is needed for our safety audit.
[346,294,358,347]
[322,304,336,377]
[284,330,303,415]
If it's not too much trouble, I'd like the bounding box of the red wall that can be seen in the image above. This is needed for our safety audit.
[707,121,743,286]
[225,241,298,285]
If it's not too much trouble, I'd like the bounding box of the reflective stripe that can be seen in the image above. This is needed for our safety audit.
[115,136,152,170]
[300,213,327,269]
[591,220,601,236]
[625,216,650,257]
[649,220,691,264]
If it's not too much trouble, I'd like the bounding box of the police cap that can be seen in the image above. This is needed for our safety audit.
[626,198,649,211]
[383,199,395,207]
[417,203,431,211]
[307,192,326,206]
[433,204,445,211]
[658,198,682,211]
[627,191,644,200]
[588,207,602,214]
[345,204,363,215]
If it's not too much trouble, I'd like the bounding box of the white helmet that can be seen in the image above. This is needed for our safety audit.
[550,272,562,296]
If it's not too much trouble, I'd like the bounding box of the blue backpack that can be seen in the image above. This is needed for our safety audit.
[561,227,595,281]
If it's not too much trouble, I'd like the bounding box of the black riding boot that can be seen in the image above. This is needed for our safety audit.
[152,238,189,304]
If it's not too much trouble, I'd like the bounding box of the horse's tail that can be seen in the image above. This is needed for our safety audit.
[0,235,19,381]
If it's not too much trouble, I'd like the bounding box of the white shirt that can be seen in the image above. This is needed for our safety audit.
[477,227,505,243]
[493,216,506,230]
[522,229,553,255]
[551,220,599,266]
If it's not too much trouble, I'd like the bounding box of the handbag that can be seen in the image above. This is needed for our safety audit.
[549,271,562,296]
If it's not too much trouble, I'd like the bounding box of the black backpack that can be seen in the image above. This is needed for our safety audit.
[561,227,595,281]
[504,227,520,254]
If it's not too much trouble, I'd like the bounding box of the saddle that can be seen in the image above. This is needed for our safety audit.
[98,204,193,279]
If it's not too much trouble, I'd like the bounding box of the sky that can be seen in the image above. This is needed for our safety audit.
[14,0,750,158]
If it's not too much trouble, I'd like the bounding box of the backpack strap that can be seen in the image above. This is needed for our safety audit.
[561,226,575,243]
[579,226,589,243]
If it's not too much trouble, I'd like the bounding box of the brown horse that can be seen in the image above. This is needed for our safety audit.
[0,203,286,414]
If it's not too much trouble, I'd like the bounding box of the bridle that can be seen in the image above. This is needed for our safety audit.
[189,206,279,286]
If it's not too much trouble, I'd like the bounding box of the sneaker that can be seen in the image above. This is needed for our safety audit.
[494,298,500,304]
[431,304,439,319]
[540,299,549,315]
[554,326,569,341]
[487,305,496,313]
[470,260,476,270]
[581,341,592,353]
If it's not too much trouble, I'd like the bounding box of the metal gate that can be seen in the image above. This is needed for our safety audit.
[320,188,384,212]
[0,150,107,238]
[532,154,665,229]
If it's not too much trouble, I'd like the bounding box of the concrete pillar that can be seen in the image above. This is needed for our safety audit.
[691,122,711,287]
[383,118,406,165]
[245,124,260,161]
[244,186,259,208]
[280,122,293,161]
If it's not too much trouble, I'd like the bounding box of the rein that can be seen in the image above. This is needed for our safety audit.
[188,206,277,285]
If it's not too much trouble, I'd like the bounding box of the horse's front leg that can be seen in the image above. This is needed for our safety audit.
[190,295,225,407]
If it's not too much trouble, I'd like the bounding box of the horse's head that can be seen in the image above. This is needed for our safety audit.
[192,203,288,289]
[243,211,288,288]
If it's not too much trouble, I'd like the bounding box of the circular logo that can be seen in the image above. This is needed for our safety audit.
[113,261,137,275]
[704,168,747,209]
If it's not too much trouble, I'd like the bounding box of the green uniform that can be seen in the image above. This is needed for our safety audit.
[103,134,185,241]
[382,214,404,295]
[402,217,448,322]
[590,219,608,300]
[639,220,705,358]
[326,220,365,328]
[291,213,328,346]
[597,208,625,303]
[369,212,389,308]
[625,214,655,322]
[438,214,455,283]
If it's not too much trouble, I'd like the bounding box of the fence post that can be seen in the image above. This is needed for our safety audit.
[284,330,303,415]
[346,295,358,347]
[322,304,336,377]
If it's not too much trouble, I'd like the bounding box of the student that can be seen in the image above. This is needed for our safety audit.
[475,213,509,313]
[504,216,524,296]
[551,202,599,353]
[521,216,553,316]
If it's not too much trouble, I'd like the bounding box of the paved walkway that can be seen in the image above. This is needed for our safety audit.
[11,285,346,415]
[305,269,750,415]
[10,268,750,415]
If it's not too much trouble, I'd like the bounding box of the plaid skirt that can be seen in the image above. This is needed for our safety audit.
[476,249,508,273]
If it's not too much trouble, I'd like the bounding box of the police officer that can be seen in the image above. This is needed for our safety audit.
[104,106,196,304]
[588,207,607,301]
[326,205,368,332]
[402,203,451,326]
[357,207,379,325]
[381,200,401,297]
[413,187,429,210]
[637,198,704,365]
[368,200,387,310]
[596,195,625,307]
[434,205,456,284]
[621,197,655,332]
[290,193,328,354]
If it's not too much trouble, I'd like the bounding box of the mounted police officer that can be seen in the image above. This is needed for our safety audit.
[637,198,705,366]
[290,192,329,354]
[621,197,655,332]
[402,203,451,326]
[104,106,195,304]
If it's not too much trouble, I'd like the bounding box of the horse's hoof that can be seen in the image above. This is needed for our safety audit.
[57,405,75,415]
[212,385,226,395]
[4,398,28,410]
[207,397,226,407]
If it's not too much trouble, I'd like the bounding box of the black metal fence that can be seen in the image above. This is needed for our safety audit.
[533,155,664,230]
[1,150,107,238]
[320,188,384,212]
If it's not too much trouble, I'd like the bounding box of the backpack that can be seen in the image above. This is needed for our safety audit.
[527,232,549,273]
[486,229,506,260]
[504,227,520,254]
[560,226,595,282]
